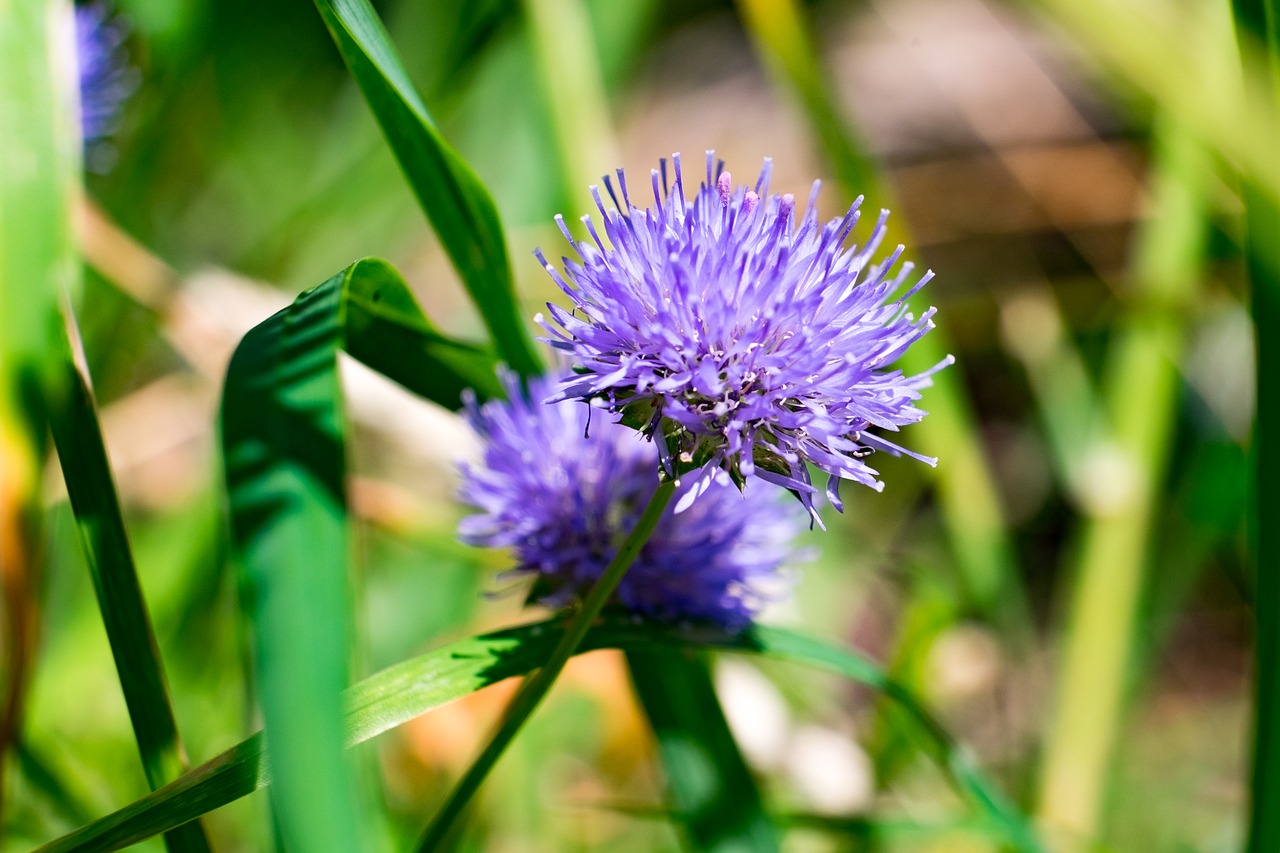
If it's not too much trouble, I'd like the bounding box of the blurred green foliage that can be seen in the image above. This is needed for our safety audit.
[3,0,1272,851]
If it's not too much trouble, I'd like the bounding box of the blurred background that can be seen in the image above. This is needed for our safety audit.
[4,0,1259,850]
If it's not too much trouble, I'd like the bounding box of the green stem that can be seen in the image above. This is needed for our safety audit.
[1034,116,1210,848]
[1246,188,1280,853]
[415,478,677,851]
[1233,1,1280,849]
[520,0,619,213]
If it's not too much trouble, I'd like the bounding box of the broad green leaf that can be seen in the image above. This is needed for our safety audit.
[0,0,76,801]
[48,309,211,852]
[311,0,543,378]
[36,619,1042,853]
[220,258,500,853]
[626,650,778,853]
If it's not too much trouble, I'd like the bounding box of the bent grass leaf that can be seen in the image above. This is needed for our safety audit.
[48,308,212,852]
[626,650,778,853]
[312,0,543,377]
[36,619,1043,853]
[220,258,500,853]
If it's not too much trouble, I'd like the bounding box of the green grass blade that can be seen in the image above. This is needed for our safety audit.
[37,618,1042,853]
[337,258,505,405]
[1243,184,1280,853]
[311,0,543,377]
[0,0,77,810]
[520,0,620,207]
[1230,1,1280,849]
[625,650,778,853]
[220,258,500,852]
[48,308,212,852]
[13,737,98,830]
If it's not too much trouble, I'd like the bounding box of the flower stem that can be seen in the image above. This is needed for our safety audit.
[415,478,677,851]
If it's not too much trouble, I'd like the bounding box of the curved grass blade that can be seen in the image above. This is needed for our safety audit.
[220,258,500,853]
[48,307,211,851]
[36,618,1042,853]
[626,650,778,852]
[311,0,542,378]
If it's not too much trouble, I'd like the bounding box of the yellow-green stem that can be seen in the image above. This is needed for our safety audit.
[1034,117,1210,848]
[415,478,677,851]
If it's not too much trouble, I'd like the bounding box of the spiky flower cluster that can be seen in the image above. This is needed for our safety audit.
[457,373,801,629]
[75,3,135,144]
[538,152,949,523]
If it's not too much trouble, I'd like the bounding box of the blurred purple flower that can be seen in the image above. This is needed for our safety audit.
[537,152,950,524]
[458,372,803,630]
[75,2,135,144]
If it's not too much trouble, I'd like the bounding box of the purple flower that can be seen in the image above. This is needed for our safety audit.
[75,3,135,144]
[458,373,803,629]
[536,152,950,524]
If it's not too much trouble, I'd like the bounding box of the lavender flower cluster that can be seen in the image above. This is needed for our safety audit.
[458,153,946,628]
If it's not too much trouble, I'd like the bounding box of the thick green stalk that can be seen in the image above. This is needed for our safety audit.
[1034,117,1211,848]
[735,0,1027,630]
[0,0,78,818]
[1231,0,1280,849]
[415,479,677,851]
[1245,182,1280,853]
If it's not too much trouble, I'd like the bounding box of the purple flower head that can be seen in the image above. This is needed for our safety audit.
[536,152,951,525]
[75,2,135,144]
[457,372,803,630]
